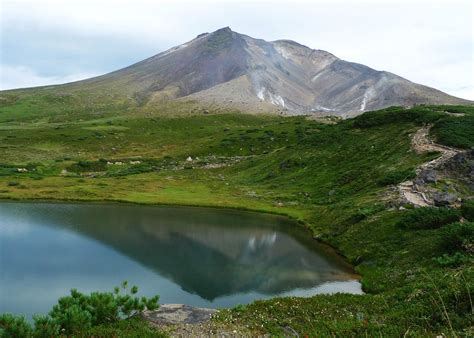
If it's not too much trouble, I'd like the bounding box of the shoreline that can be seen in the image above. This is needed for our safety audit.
[0,195,361,279]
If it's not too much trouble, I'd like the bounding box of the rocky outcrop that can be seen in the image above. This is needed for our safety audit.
[142,304,217,325]
[398,125,469,208]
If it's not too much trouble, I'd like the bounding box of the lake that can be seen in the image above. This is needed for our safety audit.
[0,202,361,318]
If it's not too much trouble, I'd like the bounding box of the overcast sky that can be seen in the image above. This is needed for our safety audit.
[1,0,473,99]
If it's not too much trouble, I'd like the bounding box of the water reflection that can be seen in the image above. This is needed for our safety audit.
[0,202,361,317]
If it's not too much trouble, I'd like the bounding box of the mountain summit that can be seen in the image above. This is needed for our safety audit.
[59,27,471,116]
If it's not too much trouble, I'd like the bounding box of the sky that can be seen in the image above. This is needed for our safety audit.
[1,0,473,99]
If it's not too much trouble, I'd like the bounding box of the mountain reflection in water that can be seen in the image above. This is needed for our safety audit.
[0,202,361,317]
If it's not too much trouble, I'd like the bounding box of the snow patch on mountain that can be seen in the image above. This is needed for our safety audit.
[269,93,285,107]
[257,87,266,100]
[256,87,285,107]
[314,105,334,112]
[360,88,375,111]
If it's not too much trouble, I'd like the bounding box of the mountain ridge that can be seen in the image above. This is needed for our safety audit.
[4,27,471,117]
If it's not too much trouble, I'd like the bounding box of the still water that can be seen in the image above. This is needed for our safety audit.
[0,202,361,318]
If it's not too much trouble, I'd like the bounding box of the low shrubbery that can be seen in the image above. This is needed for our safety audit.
[396,207,460,229]
[434,222,474,267]
[67,159,107,173]
[377,168,416,186]
[461,199,474,221]
[0,282,159,337]
[439,221,474,254]
[352,106,443,128]
[431,114,474,149]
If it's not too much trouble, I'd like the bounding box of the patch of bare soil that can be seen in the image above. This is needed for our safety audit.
[143,304,259,337]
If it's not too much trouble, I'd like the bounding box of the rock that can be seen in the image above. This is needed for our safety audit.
[433,192,457,206]
[203,110,209,114]
[419,169,437,183]
[142,304,217,325]
[186,156,193,162]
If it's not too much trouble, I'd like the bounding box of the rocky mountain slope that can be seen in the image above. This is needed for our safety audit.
[18,27,473,117]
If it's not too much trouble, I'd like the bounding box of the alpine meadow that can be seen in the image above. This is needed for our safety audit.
[0,8,473,338]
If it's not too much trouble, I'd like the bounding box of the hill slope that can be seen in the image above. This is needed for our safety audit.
[2,27,471,117]
[0,105,472,336]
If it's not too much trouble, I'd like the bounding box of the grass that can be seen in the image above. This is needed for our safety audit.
[0,97,473,336]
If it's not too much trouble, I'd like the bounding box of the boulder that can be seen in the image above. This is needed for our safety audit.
[419,169,437,183]
[142,304,216,325]
[433,192,457,206]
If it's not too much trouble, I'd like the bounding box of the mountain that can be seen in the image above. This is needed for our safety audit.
[16,27,472,117]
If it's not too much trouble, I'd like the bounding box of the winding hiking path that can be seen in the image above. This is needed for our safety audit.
[399,125,461,207]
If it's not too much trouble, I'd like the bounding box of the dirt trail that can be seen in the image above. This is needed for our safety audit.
[399,125,461,207]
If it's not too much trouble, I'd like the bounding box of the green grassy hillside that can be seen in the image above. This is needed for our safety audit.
[0,97,472,336]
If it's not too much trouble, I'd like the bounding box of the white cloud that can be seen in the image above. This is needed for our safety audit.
[0,65,100,90]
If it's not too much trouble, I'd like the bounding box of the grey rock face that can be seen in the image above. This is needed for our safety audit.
[63,27,473,116]
[142,304,217,325]
[420,169,437,183]
[433,192,458,206]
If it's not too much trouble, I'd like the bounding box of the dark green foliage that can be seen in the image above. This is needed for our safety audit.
[352,106,444,128]
[32,315,60,337]
[75,317,166,337]
[50,303,92,333]
[0,164,17,177]
[67,160,107,173]
[0,283,160,337]
[461,199,474,221]
[6,181,19,187]
[49,282,159,333]
[431,114,474,148]
[377,168,416,186]
[439,222,474,254]
[396,207,460,229]
[0,314,32,337]
[434,252,472,267]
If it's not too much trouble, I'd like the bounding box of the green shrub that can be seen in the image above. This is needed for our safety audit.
[77,317,166,337]
[0,313,33,337]
[352,106,443,128]
[434,252,472,267]
[461,200,474,221]
[51,303,92,333]
[67,160,107,173]
[49,282,159,333]
[377,169,416,186]
[431,115,474,149]
[32,315,60,337]
[396,207,460,229]
[439,222,474,253]
[1,283,160,336]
